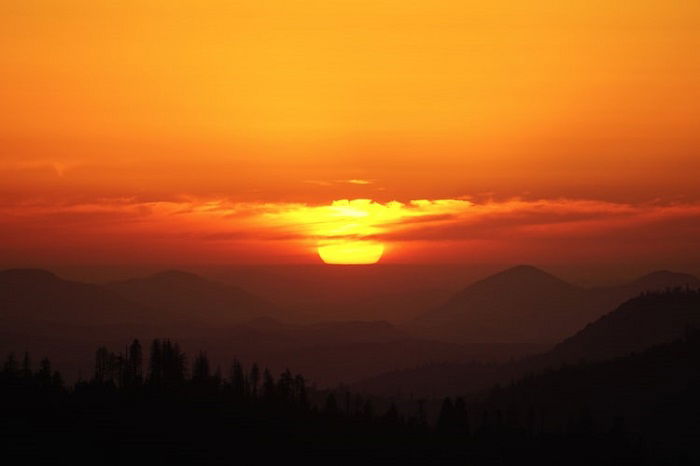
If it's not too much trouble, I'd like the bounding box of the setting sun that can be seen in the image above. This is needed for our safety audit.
[2,1,700,463]
[317,240,385,265]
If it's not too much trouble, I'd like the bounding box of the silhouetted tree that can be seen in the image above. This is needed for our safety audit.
[37,357,52,387]
[453,397,469,436]
[230,359,246,397]
[148,339,163,386]
[414,399,428,430]
[362,399,374,421]
[51,370,64,390]
[437,397,455,434]
[3,352,19,376]
[22,351,31,380]
[610,415,627,444]
[94,346,111,384]
[323,393,339,417]
[192,351,211,382]
[249,363,260,398]
[353,394,363,417]
[164,341,186,385]
[294,374,308,407]
[382,403,400,425]
[214,365,222,386]
[262,369,275,401]
[148,339,186,388]
[125,339,143,387]
[277,369,294,402]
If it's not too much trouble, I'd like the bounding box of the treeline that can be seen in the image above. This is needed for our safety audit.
[1,337,696,465]
[89,339,309,406]
[1,351,63,390]
[1,338,427,464]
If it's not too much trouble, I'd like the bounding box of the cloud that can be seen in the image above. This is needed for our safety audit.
[345,179,373,185]
[2,196,699,264]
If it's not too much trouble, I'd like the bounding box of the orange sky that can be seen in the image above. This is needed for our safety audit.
[1,1,699,265]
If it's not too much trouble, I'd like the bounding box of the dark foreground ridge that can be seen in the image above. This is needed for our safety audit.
[3,324,700,465]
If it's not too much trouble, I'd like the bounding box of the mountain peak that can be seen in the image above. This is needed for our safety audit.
[477,265,573,288]
[501,264,549,276]
[413,264,582,343]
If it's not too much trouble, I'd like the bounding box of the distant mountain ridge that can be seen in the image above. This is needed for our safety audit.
[542,288,700,364]
[0,268,551,387]
[481,332,700,450]
[106,270,283,325]
[627,270,699,289]
[0,268,150,326]
[358,288,700,397]
[411,265,700,344]
[3,266,700,391]
[0,268,285,328]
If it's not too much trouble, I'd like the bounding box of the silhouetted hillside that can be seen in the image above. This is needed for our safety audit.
[360,289,700,397]
[2,269,548,386]
[200,264,476,323]
[0,268,283,328]
[5,268,699,393]
[589,270,700,311]
[0,269,149,326]
[480,331,700,456]
[413,265,588,343]
[412,265,699,344]
[543,288,700,364]
[107,270,284,325]
[622,270,699,294]
[244,317,404,343]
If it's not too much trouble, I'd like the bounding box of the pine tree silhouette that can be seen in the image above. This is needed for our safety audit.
[437,397,455,434]
[21,351,31,380]
[230,359,246,397]
[125,339,143,387]
[323,393,339,417]
[148,339,163,386]
[3,352,19,376]
[37,357,52,387]
[192,351,211,382]
[249,363,260,398]
[262,368,275,401]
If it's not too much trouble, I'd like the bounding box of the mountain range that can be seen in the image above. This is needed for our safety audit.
[106,270,282,325]
[2,266,699,390]
[0,268,542,385]
[411,265,699,344]
[0,269,150,326]
[355,288,700,397]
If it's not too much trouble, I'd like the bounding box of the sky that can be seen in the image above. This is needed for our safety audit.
[1,1,699,266]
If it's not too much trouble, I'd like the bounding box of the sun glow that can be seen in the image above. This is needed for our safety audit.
[261,198,474,264]
[317,240,385,265]
[283,199,394,264]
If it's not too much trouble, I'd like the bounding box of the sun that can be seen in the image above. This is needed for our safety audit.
[317,240,384,265]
